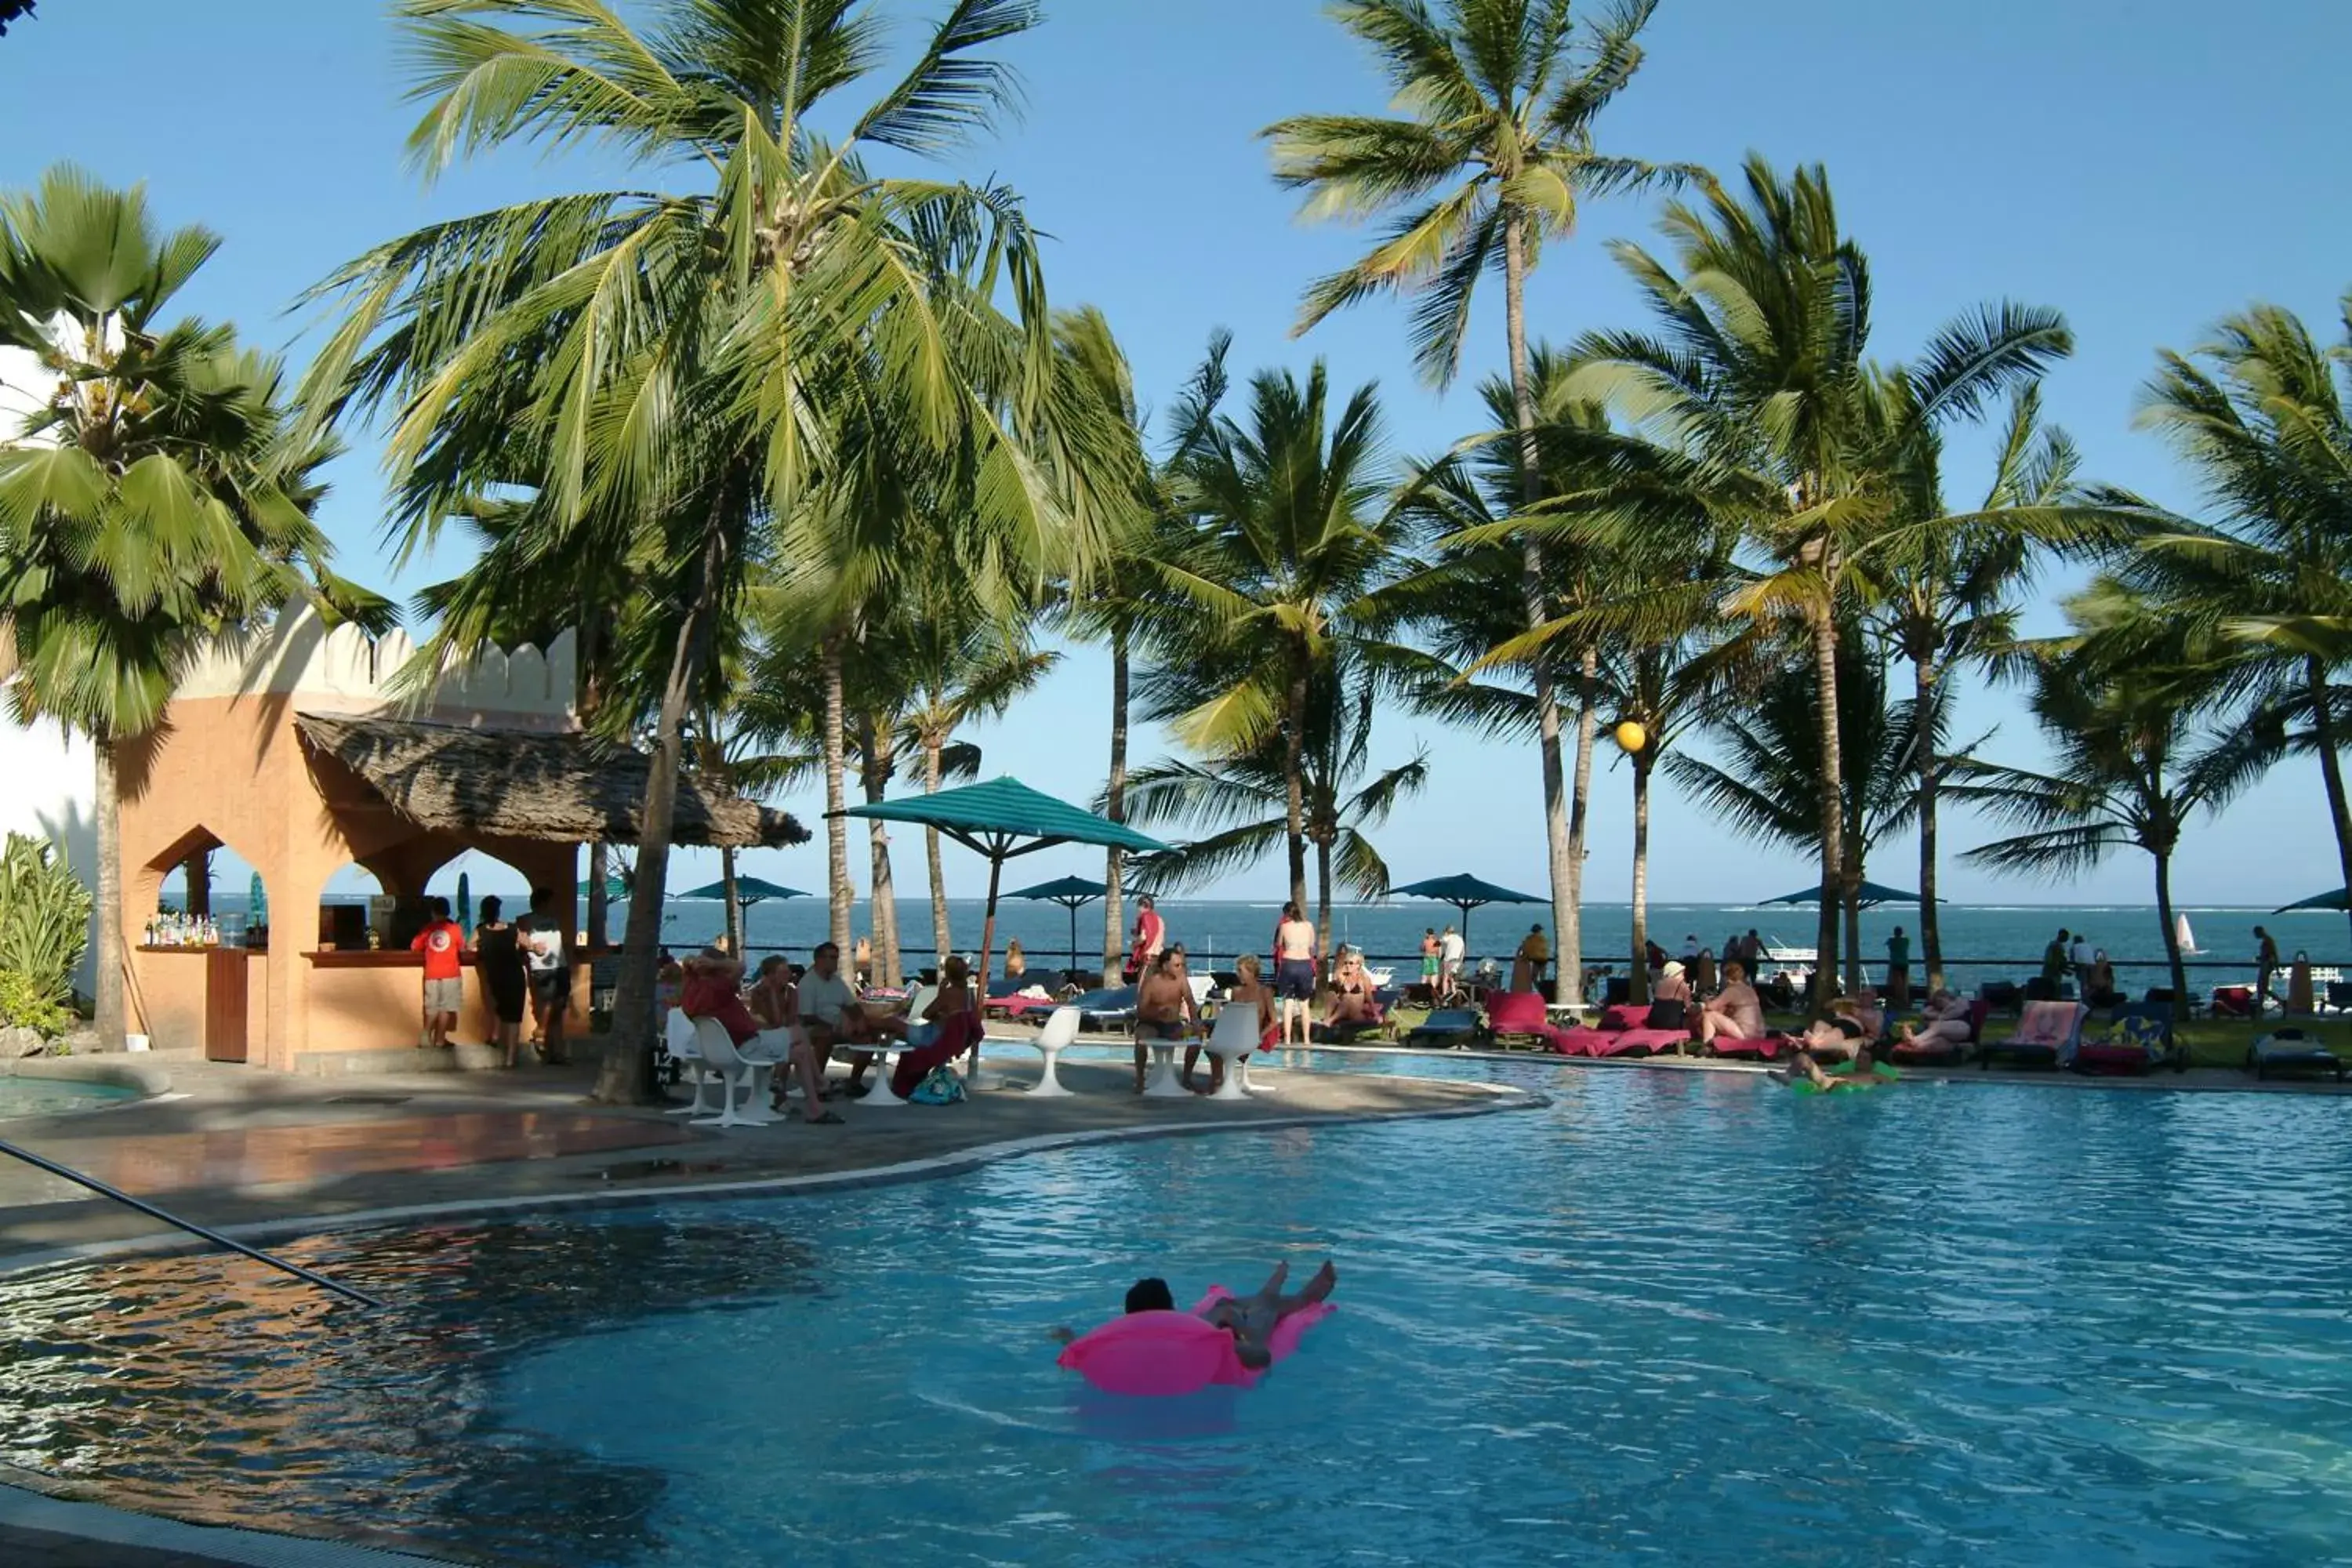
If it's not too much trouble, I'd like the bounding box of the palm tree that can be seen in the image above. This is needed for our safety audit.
[1044,307,1181,983]
[2119,299,2352,948]
[0,166,377,1048]
[890,586,1057,965]
[1149,361,1405,917]
[1124,655,1428,939]
[1665,633,1951,991]
[1266,0,1702,1004]
[1958,604,2284,1001]
[303,0,1075,1102]
[1864,384,2081,993]
[1548,156,2078,1001]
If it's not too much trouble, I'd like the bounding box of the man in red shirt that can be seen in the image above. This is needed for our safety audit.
[411,896,465,1051]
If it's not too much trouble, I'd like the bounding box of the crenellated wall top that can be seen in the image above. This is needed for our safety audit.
[173,606,576,726]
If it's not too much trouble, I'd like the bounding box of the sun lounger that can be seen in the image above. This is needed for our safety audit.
[2247,1029,2347,1082]
[1888,999,1991,1068]
[2071,1002,2177,1076]
[1403,1007,1482,1047]
[1484,989,1572,1052]
[1552,1003,1690,1058]
[1977,1000,2088,1071]
[1066,985,1138,1032]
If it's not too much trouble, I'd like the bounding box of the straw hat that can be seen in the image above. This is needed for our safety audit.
[1661,960,1685,978]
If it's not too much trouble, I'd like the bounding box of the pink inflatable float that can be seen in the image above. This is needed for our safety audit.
[1057,1287,1334,1397]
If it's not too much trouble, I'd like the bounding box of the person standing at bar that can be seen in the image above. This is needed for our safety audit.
[411,896,464,1052]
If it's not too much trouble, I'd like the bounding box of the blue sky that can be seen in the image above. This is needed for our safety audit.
[4,0,2348,907]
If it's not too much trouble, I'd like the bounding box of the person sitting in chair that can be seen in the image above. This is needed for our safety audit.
[1132,949,1198,1093]
[797,940,912,1096]
[680,949,837,1123]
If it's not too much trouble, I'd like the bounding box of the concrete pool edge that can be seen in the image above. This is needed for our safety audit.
[0,1470,457,1567]
[0,1077,1542,1286]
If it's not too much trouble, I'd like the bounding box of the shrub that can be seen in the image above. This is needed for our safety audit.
[0,832,92,1007]
[0,967,73,1036]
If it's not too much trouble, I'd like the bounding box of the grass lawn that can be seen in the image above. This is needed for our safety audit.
[1375,1003,2350,1073]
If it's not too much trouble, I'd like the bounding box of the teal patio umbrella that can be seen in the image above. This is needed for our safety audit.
[1389,873,1544,946]
[2274,887,2347,913]
[836,779,1165,1077]
[579,873,633,901]
[249,871,267,931]
[1760,880,1919,911]
[678,876,809,906]
[456,871,472,936]
[1004,873,1109,974]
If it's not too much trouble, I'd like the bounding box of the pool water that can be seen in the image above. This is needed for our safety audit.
[0,1074,136,1118]
[2,1058,2350,1567]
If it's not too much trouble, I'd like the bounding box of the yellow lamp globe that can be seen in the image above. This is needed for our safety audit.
[1613,720,1648,754]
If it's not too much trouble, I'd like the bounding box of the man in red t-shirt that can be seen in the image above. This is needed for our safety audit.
[680,949,839,1123]
[411,897,465,1050]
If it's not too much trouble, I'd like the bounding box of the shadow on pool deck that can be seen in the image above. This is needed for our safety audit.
[0,1046,1526,1270]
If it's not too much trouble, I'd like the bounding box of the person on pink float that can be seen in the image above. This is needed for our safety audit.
[1052,1260,1339,1369]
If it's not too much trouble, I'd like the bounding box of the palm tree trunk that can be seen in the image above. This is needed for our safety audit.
[720,846,742,957]
[1915,649,1945,993]
[184,848,211,920]
[93,732,123,1047]
[587,841,610,949]
[1315,836,1334,964]
[2154,845,2187,1004]
[924,732,951,964]
[822,636,852,956]
[1842,869,1863,997]
[858,714,901,987]
[1809,609,1845,1011]
[2306,656,2352,952]
[597,530,721,1105]
[1102,622,1129,985]
[1283,651,1309,917]
[1629,751,1651,1007]
[1565,647,1599,998]
[1501,205,1581,1007]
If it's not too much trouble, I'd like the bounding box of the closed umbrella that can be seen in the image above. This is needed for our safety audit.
[836,779,1165,1081]
[456,871,472,937]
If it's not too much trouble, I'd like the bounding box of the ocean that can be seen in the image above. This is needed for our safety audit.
[615,896,2336,993]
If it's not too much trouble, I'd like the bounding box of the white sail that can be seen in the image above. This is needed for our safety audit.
[2176,913,2199,954]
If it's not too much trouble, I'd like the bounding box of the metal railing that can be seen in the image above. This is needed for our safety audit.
[0,1138,382,1308]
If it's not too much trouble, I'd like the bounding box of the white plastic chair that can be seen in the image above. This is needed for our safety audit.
[1026,1007,1081,1097]
[856,986,932,1109]
[1202,1005,1262,1101]
[689,1018,779,1128]
[664,1008,723,1119]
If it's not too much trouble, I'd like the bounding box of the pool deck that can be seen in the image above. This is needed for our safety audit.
[0,1040,1531,1274]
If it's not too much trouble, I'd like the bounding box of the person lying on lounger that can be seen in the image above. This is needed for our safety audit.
[1051,1261,1339,1367]
[1896,990,1972,1051]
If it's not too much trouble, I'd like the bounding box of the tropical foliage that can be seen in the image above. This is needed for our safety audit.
[0,829,90,1018]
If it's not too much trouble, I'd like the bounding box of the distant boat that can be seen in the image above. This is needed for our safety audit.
[2176,913,2200,954]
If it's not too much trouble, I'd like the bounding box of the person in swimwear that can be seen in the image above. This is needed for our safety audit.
[1051,1260,1339,1367]
[1773,1044,1886,1091]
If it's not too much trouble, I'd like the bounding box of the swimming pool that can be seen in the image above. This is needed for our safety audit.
[0,1073,136,1119]
[2,1057,2348,1566]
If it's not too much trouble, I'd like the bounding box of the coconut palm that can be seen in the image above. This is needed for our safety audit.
[1534,156,2079,1001]
[1664,632,1954,990]
[1147,360,1405,916]
[1266,0,1703,1003]
[2116,299,2352,947]
[887,574,1058,965]
[303,0,1076,1102]
[1958,601,2285,1001]
[0,166,379,1048]
[1123,655,1428,940]
[1864,384,2081,992]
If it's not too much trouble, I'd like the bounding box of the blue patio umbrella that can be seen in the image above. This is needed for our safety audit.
[2274,887,2347,914]
[837,779,1165,1076]
[1389,873,1544,945]
[677,876,809,906]
[1004,873,1110,974]
[1759,880,1920,910]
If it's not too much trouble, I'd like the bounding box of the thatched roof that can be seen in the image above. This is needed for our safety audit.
[296,713,808,850]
